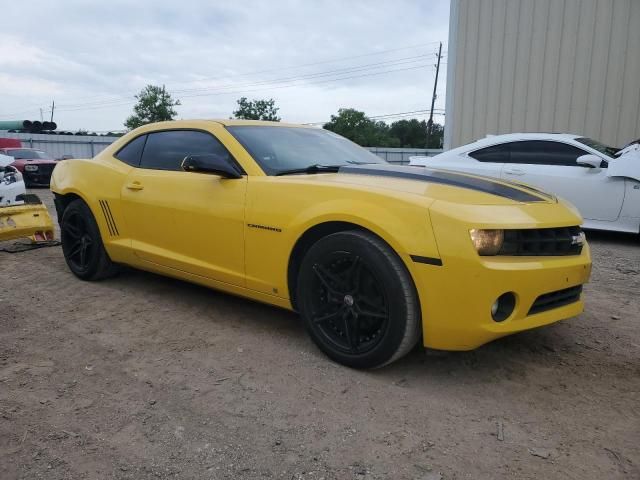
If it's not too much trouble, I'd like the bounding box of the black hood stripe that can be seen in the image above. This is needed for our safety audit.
[339,165,546,202]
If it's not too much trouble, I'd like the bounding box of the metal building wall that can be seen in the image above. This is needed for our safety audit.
[0,132,118,158]
[0,131,442,164]
[444,0,640,149]
[366,147,442,164]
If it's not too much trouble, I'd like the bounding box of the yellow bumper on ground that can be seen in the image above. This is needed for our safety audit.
[0,203,55,242]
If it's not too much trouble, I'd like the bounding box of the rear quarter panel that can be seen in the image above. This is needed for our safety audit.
[50,157,133,262]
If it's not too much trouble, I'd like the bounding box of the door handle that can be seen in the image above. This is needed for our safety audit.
[126,181,144,191]
[504,168,525,176]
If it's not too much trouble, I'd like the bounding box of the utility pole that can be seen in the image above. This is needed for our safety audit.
[50,100,55,122]
[425,42,443,149]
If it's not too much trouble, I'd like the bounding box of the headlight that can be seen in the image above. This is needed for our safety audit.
[469,229,504,255]
[24,164,39,172]
[3,175,13,185]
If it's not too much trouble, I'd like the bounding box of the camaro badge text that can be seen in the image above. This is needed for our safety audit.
[247,223,282,233]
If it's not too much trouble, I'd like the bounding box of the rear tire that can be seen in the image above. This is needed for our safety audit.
[297,230,421,369]
[60,199,119,280]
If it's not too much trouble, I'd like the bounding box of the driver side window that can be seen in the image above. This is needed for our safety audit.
[509,141,589,166]
[139,130,233,171]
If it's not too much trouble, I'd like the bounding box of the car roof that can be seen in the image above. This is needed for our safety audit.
[145,119,317,129]
[450,133,583,153]
[216,119,315,128]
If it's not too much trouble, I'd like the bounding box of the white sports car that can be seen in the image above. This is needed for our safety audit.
[410,133,640,234]
[0,153,26,206]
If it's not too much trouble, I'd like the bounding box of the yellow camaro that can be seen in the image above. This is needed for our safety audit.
[50,120,591,368]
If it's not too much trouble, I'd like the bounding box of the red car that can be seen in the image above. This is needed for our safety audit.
[0,147,58,187]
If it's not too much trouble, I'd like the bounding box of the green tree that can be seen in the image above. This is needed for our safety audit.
[125,85,181,130]
[389,119,444,148]
[323,108,398,147]
[233,97,281,121]
[389,119,427,147]
[425,121,445,149]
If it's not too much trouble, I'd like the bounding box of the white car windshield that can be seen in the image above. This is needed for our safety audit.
[6,149,49,160]
[575,137,618,158]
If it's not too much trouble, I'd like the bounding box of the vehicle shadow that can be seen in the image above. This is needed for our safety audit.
[584,228,638,246]
[113,267,581,385]
[385,325,574,379]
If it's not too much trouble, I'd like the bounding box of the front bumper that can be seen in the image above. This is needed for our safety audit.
[0,179,27,206]
[412,246,591,350]
[22,170,54,186]
[412,200,592,350]
[0,200,55,242]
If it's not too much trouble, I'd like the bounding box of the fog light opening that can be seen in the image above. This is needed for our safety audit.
[492,292,516,322]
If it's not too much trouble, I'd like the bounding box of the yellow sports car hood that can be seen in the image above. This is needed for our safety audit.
[323,164,556,206]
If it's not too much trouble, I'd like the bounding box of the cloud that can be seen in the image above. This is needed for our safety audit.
[0,0,449,131]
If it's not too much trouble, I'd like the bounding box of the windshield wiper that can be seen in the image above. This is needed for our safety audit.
[275,164,342,176]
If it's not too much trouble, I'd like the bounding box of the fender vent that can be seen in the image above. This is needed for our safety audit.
[98,200,119,237]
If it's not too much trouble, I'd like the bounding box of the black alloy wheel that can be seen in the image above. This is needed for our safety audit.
[62,211,95,273]
[309,252,389,355]
[297,230,421,369]
[60,199,118,280]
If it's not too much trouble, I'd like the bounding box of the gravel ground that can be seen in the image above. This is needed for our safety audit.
[1,189,639,480]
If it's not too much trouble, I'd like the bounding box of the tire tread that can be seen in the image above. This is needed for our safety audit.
[298,229,421,368]
[62,199,119,281]
[343,230,421,367]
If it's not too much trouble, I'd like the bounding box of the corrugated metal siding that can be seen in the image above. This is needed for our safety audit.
[0,132,442,164]
[445,0,640,149]
[366,147,442,164]
[0,132,119,158]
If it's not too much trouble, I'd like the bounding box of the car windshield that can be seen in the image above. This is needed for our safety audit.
[6,149,49,160]
[575,137,618,158]
[226,126,385,175]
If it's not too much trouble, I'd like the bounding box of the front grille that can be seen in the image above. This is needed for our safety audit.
[23,164,55,184]
[499,226,584,256]
[528,285,583,315]
[34,164,55,175]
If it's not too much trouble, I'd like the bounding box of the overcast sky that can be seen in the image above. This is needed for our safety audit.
[0,0,449,132]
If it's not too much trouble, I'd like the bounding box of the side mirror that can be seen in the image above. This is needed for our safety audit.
[181,154,242,179]
[577,154,604,169]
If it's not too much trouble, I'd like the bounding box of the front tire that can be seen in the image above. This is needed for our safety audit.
[297,230,421,369]
[60,199,118,280]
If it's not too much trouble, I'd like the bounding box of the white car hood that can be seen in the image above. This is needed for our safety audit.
[608,144,640,182]
[0,153,14,168]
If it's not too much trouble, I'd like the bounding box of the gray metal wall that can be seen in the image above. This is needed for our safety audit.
[445,0,640,149]
[366,147,442,164]
[0,132,440,164]
[0,132,118,159]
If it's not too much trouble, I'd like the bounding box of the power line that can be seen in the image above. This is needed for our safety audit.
[305,108,445,125]
[54,63,436,113]
[172,41,445,86]
[54,54,434,110]
[0,41,445,118]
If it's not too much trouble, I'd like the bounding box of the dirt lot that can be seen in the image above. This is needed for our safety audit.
[1,189,639,480]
